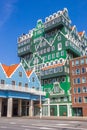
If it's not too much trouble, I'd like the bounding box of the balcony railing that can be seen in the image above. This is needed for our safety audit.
[0,84,46,96]
[65,41,81,56]
[44,15,70,31]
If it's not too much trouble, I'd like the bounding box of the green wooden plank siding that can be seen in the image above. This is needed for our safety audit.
[59,105,67,116]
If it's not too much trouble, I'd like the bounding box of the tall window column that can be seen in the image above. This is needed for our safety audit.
[7,98,13,117]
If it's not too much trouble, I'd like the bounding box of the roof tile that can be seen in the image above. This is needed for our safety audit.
[42,63,64,71]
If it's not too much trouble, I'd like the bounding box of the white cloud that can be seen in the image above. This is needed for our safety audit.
[0,0,18,27]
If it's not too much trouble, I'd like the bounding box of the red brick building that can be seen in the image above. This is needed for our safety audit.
[70,56,87,116]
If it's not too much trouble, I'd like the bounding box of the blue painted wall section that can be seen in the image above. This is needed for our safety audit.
[0,63,45,100]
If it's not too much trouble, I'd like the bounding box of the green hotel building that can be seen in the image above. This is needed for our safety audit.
[17,8,87,116]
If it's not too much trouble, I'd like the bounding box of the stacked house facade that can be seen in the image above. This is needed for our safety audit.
[17,8,87,116]
[0,63,45,117]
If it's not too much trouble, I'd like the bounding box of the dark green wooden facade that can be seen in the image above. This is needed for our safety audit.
[17,8,87,116]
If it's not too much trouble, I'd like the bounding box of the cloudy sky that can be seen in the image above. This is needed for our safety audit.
[0,0,87,65]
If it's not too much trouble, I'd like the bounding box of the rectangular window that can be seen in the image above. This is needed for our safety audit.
[51,46,55,51]
[58,43,62,50]
[59,67,63,72]
[82,87,87,93]
[44,80,48,84]
[40,50,43,54]
[85,58,87,64]
[48,55,51,60]
[84,97,87,103]
[75,60,79,66]
[32,77,35,82]
[72,61,74,66]
[73,79,76,84]
[44,48,46,53]
[19,82,22,86]
[76,69,80,75]
[54,67,58,73]
[81,67,86,73]
[74,88,77,93]
[25,83,28,88]
[51,61,53,65]
[78,97,82,103]
[74,97,77,103]
[12,81,15,86]
[82,77,86,83]
[64,97,67,102]
[47,47,50,52]
[68,77,70,82]
[45,70,49,75]
[52,53,55,59]
[55,60,58,64]
[1,80,5,84]
[46,62,49,66]
[57,36,61,41]
[77,78,80,84]
[72,70,75,75]
[44,56,47,61]
[56,52,59,57]
[19,72,22,77]
[78,87,81,93]
[49,68,54,74]
[41,71,44,76]
[80,59,84,65]
[61,51,64,56]
[65,41,69,46]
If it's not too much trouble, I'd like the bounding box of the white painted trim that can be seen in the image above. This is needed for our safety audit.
[0,63,8,78]
[0,84,46,96]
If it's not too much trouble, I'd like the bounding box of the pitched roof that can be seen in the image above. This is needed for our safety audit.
[78,32,83,36]
[2,64,19,77]
[42,63,64,71]
[26,70,32,77]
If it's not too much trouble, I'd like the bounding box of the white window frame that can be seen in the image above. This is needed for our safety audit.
[58,43,62,50]
[57,35,61,41]
[61,50,64,56]
[82,77,86,83]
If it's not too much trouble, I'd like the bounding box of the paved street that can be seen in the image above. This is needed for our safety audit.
[0,118,87,130]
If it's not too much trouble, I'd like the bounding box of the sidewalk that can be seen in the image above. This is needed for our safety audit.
[28,116,87,121]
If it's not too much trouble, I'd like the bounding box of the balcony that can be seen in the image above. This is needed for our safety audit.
[65,41,81,56]
[44,16,70,32]
[18,44,32,56]
[41,65,69,79]
[0,84,46,96]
